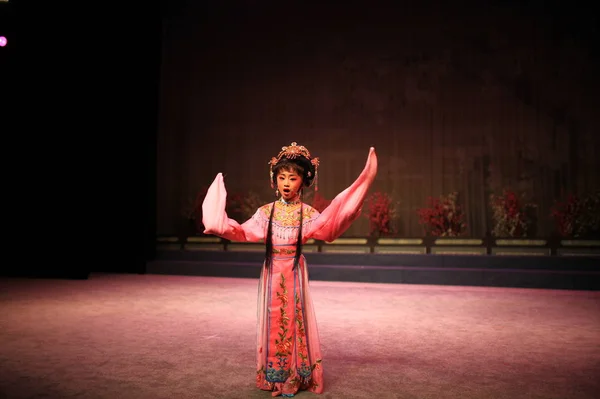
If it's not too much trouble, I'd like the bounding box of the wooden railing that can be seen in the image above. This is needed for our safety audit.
[156,235,600,257]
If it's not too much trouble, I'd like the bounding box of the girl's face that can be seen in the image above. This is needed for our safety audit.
[277,168,303,201]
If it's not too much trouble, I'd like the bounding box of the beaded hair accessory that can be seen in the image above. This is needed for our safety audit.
[269,142,320,191]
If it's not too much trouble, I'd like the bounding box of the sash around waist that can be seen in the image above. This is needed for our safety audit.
[272,245,297,255]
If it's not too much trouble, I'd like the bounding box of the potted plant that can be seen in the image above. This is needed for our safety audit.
[489,189,537,238]
[364,191,397,237]
[416,192,467,237]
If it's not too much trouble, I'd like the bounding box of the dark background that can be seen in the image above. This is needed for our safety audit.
[156,0,599,238]
[0,1,598,278]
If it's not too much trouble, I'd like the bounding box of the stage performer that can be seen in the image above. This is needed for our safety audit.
[202,142,378,397]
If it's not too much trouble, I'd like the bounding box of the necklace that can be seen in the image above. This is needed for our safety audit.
[279,197,301,206]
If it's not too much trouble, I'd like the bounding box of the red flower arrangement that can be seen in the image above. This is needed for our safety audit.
[550,194,580,237]
[489,189,536,237]
[181,186,209,232]
[551,190,600,238]
[577,190,600,238]
[416,192,466,237]
[311,192,332,213]
[363,191,396,236]
[301,191,332,213]
[229,190,265,222]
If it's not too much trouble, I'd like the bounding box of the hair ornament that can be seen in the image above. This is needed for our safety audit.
[268,142,320,190]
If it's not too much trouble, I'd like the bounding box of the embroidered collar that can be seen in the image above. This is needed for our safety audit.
[279,197,301,206]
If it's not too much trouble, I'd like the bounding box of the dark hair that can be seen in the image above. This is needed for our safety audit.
[265,204,276,269]
[265,156,311,271]
[271,157,315,189]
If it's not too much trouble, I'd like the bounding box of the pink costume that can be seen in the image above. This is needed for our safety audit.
[202,148,377,397]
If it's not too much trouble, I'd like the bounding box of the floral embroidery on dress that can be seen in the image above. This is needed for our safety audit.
[259,203,317,226]
[307,359,322,392]
[295,292,311,383]
[256,366,265,384]
[254,203,319,240]
[266,274,293,383]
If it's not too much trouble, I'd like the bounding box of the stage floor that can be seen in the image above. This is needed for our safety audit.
[1,273,599,398]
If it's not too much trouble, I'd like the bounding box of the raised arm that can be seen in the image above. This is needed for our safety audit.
[305,147,378,242]
[201,173,265,242]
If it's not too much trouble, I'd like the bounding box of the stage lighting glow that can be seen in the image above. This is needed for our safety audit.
[0,37,6,47]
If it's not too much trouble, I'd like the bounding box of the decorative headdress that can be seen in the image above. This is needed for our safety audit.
[269,142,320,191]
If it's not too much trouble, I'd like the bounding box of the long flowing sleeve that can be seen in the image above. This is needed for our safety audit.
[201,173,265,242]
[305,147,378,242]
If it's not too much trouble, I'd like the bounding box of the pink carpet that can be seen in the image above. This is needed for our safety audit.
[1,273,599,398]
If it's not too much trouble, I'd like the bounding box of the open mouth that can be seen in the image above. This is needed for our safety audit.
[282,189,291,194]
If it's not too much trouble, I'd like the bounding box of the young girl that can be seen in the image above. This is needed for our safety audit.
[202,142,378,397]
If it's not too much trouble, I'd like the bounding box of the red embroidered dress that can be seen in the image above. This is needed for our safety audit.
[202,148,377,397]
